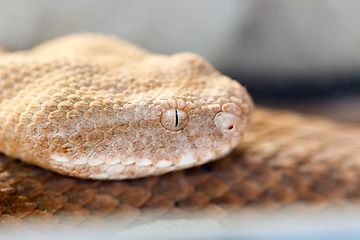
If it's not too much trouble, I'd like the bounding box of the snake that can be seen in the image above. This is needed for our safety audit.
[2,34,360,231]
[0,33,253,180]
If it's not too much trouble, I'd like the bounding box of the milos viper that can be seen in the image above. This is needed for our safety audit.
[0,34,359,231]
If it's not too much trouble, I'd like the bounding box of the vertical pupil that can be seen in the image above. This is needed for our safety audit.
[175,109,179,127]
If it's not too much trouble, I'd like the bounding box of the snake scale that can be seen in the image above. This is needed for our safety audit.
[1,34,360,232]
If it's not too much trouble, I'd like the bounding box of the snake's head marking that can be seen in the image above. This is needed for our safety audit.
[0,33,253,179]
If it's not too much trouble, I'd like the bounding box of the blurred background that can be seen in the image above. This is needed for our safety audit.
[1,0,360,122]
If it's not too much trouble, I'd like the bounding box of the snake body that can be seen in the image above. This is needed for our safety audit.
[1,108,360,231]
[0,34,253,180]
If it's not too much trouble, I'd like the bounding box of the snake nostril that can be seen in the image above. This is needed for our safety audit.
[214,112,237,132]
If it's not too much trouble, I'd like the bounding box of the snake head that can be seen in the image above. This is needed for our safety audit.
[88,52,254,179]
[0,34,253,179]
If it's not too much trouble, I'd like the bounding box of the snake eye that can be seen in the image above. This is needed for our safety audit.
[161,109,189,131]
[214,112,236,132]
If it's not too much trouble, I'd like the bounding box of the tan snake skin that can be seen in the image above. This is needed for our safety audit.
[0,33,253,180]
[1,34,360,232]
[0,108,360,232]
